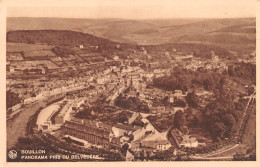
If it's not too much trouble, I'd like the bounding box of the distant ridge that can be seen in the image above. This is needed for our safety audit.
[7,29,234,59]
[7,17,255,49]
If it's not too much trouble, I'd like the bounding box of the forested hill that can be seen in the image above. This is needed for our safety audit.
[6,30,122,49]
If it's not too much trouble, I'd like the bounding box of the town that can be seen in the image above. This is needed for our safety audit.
[6,30,256,161]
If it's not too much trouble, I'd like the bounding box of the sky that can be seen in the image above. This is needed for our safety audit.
[6,0,257,19]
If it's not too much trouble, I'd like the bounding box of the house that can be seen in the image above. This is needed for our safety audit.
[115,44,120,49]
[170,128,198,148]
[55,102,72,124]
[131,123,156,145]
[172,90,187,101]
[150,102,166,114]
[170,128,184,148]
[113,55,119,60]
[120,136,130,146]
[79,45,84,49]
[141,130,172,151]
[126,150,135,161]
[96,76,109,85]
[169,94,175,103]
[91,45,99,49]
[61,120,112,147]
[130,121,172,154]
[180,135,198,148]
[174,90,182,96]
[128,112,140,124]
[111,126,127,138]
[112,124,136,138]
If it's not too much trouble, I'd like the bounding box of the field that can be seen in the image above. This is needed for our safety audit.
[23,50,56,58]
[11,60,59,69]
[7,42,54,52]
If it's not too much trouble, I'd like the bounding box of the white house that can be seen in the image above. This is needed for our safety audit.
[113,55,119,60]
[111,126,127,138]
[126,150,135,161]
[141,130,172,151]
[180,135,198,148]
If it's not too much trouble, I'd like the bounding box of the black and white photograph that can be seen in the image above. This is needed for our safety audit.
[1,0,257,164]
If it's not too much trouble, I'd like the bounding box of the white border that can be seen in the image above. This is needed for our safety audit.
[0,0,259,167]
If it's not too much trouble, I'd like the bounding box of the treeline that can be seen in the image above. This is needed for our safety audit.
[153,63,255,93]
[115,95,150,113]
[6,90,22,109]
[203,91,240,141]
[142,43,231,59]
[51,46,76,57]
[153,67,225,92]
[7,30,119,49]
[26,107,43,135]
[228,62,256,83]
[153,66,253,141]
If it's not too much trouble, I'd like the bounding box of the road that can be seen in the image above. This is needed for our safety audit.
[7,93,65,149]
[236,91,255,141]
[6,84,105,150]
[191,144,239,160]
[203,144,239,157]
[7,100,46,149]
[192,156,234,160]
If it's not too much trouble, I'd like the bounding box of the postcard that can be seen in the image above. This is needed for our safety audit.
[0,0,258,166]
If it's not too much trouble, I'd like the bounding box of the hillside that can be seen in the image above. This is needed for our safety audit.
[7,18,255,43]
[175,21,256,55]
[7,29,234,61]
[7,30,119,49]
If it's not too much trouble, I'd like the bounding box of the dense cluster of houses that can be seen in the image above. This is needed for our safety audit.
[60,111,199,158]
[8,44,244,160]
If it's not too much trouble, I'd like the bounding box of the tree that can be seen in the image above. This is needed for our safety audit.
[6,90,22,109]
[121,143,129,156]
[211,122,226,141]
[174,110,187,130]
[51,46,76,57]
[129,134,134,141]
[186,91,199,108]
[118,114,128,123]
[174,99,186,107]
[162,96,169,105]
[140,151,145,161]
[203,79,213,91]
[219,77,226,89]
[223,113,236,129]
